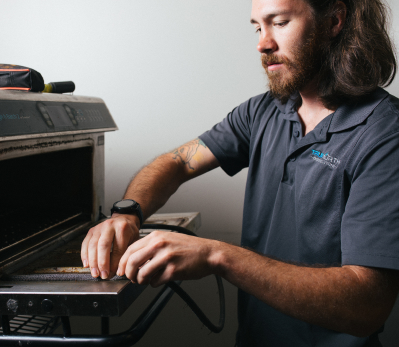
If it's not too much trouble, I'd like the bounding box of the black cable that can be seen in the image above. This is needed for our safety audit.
[167,278,225,333]
[140,223,225,333]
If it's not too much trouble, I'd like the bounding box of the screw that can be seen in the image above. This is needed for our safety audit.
[93,302,98,308]
[28,301,33,307]
[7,299,18,312]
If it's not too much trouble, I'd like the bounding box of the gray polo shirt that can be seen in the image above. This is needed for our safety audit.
[199,88,399,347]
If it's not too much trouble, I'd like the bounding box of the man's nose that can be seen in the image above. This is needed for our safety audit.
[257,31,277,54]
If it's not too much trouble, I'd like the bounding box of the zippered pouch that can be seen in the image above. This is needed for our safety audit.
[0,64,44,92]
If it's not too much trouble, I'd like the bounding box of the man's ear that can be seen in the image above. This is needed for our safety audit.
[330,1,347,38]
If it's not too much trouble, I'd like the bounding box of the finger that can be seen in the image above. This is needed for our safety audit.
[96,227,117,279]
[118,239,151,279]
[81,228,93,268]
[137,255,176,287]
[88,231,101,278]
[117,234,154,276]
[109,224,137,278]
[134,251,173,285]
[122,247,154,283]
[149,264,175,287]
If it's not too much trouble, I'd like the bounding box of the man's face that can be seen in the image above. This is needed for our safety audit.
[251,0,327,100]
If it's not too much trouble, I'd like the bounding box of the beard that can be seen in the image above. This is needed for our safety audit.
[262,24,328,103]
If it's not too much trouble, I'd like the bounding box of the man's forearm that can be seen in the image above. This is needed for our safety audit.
[122,138,219,220]
[211,241,399,337]
[123,154,187,220]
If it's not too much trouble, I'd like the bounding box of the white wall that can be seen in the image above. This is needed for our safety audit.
[3,0,399,240]
[3,1,265,244]
[2,0,399,346]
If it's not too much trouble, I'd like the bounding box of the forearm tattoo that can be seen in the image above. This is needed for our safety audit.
[171,138,207,170]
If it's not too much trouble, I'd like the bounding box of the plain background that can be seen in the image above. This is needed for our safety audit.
[2,1,399,345]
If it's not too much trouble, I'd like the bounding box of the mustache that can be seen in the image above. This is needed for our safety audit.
[261,54,291,69]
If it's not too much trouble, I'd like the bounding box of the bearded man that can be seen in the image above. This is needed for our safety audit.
[81,0,399,346]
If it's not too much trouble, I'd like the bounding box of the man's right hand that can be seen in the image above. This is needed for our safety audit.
[81,213,140,279]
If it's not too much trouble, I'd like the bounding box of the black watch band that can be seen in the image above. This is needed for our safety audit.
[111,199,144,228]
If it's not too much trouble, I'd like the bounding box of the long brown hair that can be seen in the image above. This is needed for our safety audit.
[306,0,397,109]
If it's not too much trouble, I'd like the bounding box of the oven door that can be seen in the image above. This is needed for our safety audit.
[0,212,200,317]
[0,230,144,317]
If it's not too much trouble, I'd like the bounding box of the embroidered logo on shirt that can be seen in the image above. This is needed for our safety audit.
[311,150,340,169]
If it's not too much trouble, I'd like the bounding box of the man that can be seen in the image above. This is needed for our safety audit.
[81,0,399,345]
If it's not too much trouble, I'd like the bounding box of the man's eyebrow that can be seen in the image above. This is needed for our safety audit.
[250,10,292,24]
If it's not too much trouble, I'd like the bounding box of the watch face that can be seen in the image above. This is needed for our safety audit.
[115,200,135,208]
[112,199,142,226]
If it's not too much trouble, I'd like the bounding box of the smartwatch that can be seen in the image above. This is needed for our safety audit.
[111,199,144,228]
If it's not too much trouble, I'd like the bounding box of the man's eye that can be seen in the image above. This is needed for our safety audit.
[274,21,288,27]
[255,28,261,33]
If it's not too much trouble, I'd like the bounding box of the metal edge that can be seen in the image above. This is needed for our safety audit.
[0,127,118,142]
[145,212,201,233]
[0,91,104,103]
[0,282,146,317]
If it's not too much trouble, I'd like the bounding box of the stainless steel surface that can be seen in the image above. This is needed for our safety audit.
[0,280,144,316]
[141,212,201,235]
[0,280,131,295]
[0,91,119,317]
[0,90,104,103]
[0,128,118,142]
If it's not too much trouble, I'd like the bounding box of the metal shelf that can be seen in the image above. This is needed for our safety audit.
[0,315,60,335]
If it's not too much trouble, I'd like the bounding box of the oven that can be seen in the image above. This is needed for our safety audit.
[0,90,203,346]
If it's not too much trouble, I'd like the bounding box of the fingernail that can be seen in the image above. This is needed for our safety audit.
[91,268,99,277]
[116,268,122,277]
[101,271,109,280]
[83,260,88,268]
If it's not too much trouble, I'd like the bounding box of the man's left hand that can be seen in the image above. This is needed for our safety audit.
[117,230,220,287]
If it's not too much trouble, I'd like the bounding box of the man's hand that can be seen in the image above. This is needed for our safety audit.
[117,230,220,287]
[81,213,140,279]
[80,138,219,281]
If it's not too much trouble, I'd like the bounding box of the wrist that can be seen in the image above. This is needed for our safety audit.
[111,199,143,228]
[111,212,141,231]
[206,240,229,277]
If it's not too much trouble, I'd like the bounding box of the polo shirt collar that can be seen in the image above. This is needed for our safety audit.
[273,88,389,132]
[328,88,389,133]
[273,92,300,122]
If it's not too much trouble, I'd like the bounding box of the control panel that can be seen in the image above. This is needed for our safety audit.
[0,92,117,138]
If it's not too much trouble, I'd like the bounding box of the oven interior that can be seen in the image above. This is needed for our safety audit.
[0,147,94,273]
[1,147,93,249]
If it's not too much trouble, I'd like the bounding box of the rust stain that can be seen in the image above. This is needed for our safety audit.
[33,267,91,274]
[65,250,80,254]
[0,138,92,156]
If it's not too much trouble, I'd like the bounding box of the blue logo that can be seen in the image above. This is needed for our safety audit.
[0,114,20,121]
[311,149,340,169]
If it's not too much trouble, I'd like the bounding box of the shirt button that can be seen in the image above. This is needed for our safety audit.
[294,130,300,137]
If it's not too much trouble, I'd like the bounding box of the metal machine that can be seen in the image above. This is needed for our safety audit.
[0,90,207,346]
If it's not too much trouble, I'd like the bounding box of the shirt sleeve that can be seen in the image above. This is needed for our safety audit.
[341,130,399,270]
[199,93,267,176]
